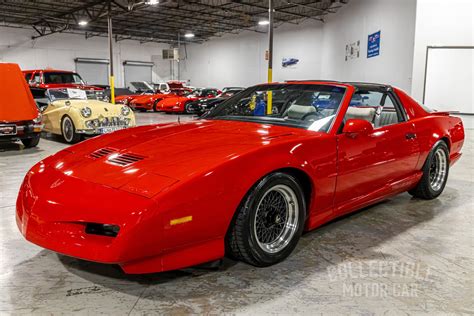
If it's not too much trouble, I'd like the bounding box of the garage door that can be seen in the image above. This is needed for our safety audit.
[123,60,154,89]
[75,58,110,86]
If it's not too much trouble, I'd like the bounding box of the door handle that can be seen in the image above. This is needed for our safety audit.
[405,132,417,140]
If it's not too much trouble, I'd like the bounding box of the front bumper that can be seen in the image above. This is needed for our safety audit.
[16,164,162,265]
[0,121,42,142]
[77,125,129,135]
[78,117,135,135]
[16,162,225,273]
[130,103,153,110]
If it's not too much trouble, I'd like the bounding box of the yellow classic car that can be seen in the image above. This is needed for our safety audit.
[38,88,136,143]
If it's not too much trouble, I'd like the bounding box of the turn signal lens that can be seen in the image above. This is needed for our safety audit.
[33,113,42,124]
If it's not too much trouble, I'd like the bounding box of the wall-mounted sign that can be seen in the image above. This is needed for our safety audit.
[367,31,381,58]
[345,41,360,61]
[282,58,299,68]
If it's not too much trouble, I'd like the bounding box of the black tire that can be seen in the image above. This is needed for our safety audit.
[139,109,147,113]
[409,141,449,200]
[61,116,81,144]
[153,99,161,112]
[184,102,192,114]
[227,172,306,267]
[21,134,40,148]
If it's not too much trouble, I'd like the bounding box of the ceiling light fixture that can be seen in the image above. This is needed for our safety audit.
[258,20,270,26]
[78,20,88,26]
[184,33,195,38]
[146,0,159,5]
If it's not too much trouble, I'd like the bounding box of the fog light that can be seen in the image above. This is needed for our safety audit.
[85,223,120,237]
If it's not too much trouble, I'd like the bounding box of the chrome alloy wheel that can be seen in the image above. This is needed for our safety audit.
[429,147,448,191]
[62,117,74,143]
[253,184,299,254]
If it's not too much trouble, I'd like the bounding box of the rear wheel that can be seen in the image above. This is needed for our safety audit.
[21,134,40,148]
[409,141,449,199]
[227,172,306,267]
[61,116,81,144]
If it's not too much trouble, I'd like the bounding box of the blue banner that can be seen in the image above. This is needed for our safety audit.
[367,31,381,58]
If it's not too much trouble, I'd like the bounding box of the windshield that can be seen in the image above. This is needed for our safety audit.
[171,89,191,96]
[43,72,84,85]
[46,88,102,101]
[220,89,244,98]
[205,84,346,132]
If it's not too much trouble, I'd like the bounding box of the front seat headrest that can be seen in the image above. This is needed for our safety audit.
[286,104,316,120]
[345,107,376,123]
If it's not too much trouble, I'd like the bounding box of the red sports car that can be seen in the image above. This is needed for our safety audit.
[156,88,220,113]
[16,81,464,274]
[129,89,192,112]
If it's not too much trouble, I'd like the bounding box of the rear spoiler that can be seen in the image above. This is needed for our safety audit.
[430,110,460,116]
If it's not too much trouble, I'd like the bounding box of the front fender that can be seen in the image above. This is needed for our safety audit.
[151,135,336,254]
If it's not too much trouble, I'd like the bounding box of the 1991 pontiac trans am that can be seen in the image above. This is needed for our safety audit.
[17,81,464,274]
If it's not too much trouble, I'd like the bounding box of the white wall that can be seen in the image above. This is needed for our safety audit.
[410,0,474,128]
[181,0,416,92]
[180,20,324,88]
[0,27,172,87]
[320,0,416,92]
[411,0,474,101]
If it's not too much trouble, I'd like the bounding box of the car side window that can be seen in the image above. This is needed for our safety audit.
[375,94,399,127]
[343,90,382,126]
[343,90,405,128]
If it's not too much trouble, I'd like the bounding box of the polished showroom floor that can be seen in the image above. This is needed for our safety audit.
[0,113,472,314]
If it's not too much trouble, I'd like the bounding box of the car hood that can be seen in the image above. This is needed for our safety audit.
[50,120,312,197]
[42,83,103,90]
[0,63,39,122]
[49,100,129,118]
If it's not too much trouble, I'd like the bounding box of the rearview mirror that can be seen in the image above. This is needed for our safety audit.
[342,119,374,137]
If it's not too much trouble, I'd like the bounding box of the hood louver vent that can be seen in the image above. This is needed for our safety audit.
[107,153,145,166]
[89,147,116,159]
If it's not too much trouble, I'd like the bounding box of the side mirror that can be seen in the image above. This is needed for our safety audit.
[342,119,374,137]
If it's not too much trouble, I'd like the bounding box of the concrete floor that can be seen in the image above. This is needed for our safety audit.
[0,112,472,314]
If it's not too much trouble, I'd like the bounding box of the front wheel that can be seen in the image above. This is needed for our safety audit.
[21,134,40,148]
[61,116,81,144]
[227,172,306,267]
[409,141,449,199]
[153,99,162,112]
[184,102,193,114]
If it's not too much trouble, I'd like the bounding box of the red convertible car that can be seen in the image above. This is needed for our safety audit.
[16,81,464,274]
